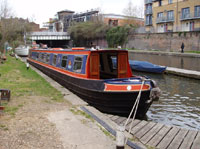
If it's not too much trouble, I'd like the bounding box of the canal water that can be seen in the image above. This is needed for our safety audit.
[133,70,200,131]
[129,52,200,71]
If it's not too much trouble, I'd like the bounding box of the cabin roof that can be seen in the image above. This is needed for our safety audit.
[32,48,128,53]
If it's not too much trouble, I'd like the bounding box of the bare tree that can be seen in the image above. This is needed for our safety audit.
[123,0,144,18]
[0,0,13,18]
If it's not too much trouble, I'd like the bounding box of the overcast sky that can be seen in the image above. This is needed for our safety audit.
[8,0,143,27]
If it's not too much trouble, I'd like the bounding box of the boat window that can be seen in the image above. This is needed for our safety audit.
[99,53,118,79]
[111,56,117,69]
[41,53,45,62]
[45,54,50,63]
[36,52,39,60]
[61,55,68,68]
[107,55,117,72]
[73,56,83,73]
[53,55,57,66]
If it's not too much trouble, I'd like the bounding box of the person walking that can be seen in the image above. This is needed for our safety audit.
[181,42,184,53]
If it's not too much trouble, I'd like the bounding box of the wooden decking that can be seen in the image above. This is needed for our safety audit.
[106,114,200,149]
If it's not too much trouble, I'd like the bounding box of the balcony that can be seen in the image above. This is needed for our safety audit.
[145,9,153,15]
[145,20,153,26]
[180,12,200,21]
[145,0,152,4]
[156,16,174,23]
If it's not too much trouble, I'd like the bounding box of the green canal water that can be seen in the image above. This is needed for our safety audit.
[134,71,200,131]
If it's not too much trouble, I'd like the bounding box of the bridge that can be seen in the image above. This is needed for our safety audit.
[29,32,71,48]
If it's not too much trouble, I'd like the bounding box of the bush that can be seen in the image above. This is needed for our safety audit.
[106,25,130,48]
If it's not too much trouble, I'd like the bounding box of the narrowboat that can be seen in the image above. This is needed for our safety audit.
[27,48,160,118]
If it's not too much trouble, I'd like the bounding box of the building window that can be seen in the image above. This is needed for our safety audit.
[168,0,172,4]
[167,10,174,20]
[159,0,162,6]
[182,7,190,19]
[61,55,68,68]
[53,55,57,66]
[73,56,83,73]
[146,15,152,25]
[195,6,200,17]
[108,19,118,26]
[157,12,163,18]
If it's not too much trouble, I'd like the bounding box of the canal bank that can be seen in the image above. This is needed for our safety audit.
[129,50,200,80]
[23,57,200,149]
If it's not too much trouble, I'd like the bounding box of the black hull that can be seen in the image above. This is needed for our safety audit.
[28,60,153,119]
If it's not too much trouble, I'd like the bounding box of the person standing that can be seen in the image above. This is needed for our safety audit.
[181,42,184,53]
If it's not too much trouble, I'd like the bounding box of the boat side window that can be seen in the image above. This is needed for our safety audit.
[36,52,39,60]
[61,55,68,68]
[45,54,50,63]
[73,56,83,73]
[53,55,57,66]
[41,53,45,62]
[31,52,36,59]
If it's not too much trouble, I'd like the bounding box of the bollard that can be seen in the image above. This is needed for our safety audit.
[26,62,30,70]
[116,125,125,149]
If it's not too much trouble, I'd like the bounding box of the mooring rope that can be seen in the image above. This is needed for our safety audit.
[123,78,145,144]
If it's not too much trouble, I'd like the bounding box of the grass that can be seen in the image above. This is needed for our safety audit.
[0,124,8,131]
[185,51,200,54]
[70,107,94,122]
[0,54,65,115]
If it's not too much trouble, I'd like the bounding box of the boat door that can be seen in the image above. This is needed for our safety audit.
[90,53,99,79]
[118,52,128,78]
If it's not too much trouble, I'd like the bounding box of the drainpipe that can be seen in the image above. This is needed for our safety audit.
[176,0,179,32]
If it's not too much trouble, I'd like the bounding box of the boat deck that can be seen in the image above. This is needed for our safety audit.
[104,114,200,149]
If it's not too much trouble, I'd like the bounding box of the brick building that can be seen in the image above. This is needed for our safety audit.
[145,0,200,33]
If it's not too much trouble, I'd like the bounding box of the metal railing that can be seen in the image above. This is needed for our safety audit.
[145,21,152,26]
[145,0,152,4]
[180,12,200,20]
[156,16,174,23]
[145,9,153,15]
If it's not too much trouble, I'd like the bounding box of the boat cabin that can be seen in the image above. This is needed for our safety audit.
[29,49,133,80]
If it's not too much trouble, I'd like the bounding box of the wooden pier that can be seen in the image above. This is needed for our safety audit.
[106,114,200,149]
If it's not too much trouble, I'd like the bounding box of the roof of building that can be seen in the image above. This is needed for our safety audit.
[103,13,144,21]
[58,9,75,14]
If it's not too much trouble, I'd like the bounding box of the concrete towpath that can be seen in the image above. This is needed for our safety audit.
[47,109,115,149]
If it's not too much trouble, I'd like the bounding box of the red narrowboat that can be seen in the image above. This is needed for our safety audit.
[27,48,160,118]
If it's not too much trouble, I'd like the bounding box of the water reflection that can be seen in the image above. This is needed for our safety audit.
[134,71,200,130]
[129,52,200,71]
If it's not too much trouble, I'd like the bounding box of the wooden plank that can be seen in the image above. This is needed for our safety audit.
[134,122,156,139]
[114,117,127,125]
[157,127,180,149]
[130,120,148,135]
[191,132,200,149]
[140,123,164,145]
[147,125,172,147]
[125,119,141,131]
[107,114,114,118]
[179,130,198,149]
[167,129,188,149]
[110,115,119,121]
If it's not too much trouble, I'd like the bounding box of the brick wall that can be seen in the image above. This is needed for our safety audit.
[127,32,200,52]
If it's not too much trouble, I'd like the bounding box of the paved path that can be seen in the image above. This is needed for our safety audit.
[166,67,200,79]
